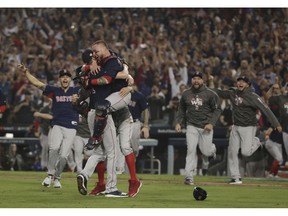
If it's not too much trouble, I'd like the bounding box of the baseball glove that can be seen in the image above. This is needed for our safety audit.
[193,186,207,201]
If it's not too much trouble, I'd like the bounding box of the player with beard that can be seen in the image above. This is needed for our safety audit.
[175,71,221,185]
[209,75,282,184]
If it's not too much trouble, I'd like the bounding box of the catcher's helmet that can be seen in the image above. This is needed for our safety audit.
[82,49,93,64]
[193,187,207,201]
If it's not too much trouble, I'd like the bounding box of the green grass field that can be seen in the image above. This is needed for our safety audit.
[0,171,288,209]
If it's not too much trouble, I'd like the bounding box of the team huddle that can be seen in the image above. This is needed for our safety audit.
[17,38,288,196]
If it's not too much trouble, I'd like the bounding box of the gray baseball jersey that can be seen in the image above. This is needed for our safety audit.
[216,86,280,180]
[176,85,221,181]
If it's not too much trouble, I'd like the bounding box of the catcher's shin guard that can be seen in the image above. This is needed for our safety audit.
[92,100,111,140]
[92,115,107,140]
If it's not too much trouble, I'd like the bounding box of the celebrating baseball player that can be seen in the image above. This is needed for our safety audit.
[175,71,221,186]
[209,75,282,184]
[18,64,80,188]
[265,84,288,177]
[115,84,150,173]
[79,41,133,150]
[128,84,150,155]
[75,40,141,197]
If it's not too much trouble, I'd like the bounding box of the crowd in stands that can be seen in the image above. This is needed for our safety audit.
[1,8,288,174]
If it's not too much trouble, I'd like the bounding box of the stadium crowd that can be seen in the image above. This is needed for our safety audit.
[1,8,288,176]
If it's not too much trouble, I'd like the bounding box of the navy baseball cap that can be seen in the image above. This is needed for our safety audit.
[82,49,93,64]
[59,69,72,78]
[237,76,251,85]
[191,71,203,79]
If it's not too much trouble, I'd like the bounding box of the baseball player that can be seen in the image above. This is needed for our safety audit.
[76,41,135,197]
[265,84,288,177]
[83,106,142,197]
[115,84,150,173]
[70,114,92,173]
[175,71,221,185]
[79,41,133,150]
[209,75,282,184]
[76,113,122,197]
[33,98,52,171]
[128,85,150,155]
[264,128,284,178]
[18,64,80,188]
[110,106,142,197]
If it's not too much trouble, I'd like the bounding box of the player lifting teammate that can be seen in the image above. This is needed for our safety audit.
[74,40,141,197]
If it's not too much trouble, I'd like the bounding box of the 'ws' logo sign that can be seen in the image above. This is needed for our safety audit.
[191,96,203,110]
[234,95,243,106]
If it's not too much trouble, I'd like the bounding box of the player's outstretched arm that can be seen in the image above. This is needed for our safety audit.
[33,112,53,120]
[18,64,46,90]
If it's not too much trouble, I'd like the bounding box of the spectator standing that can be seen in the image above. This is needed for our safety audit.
[165,96,180,126]
[262,64,277,86]
[168,60,188,99]
[0,89,7,121]
[148,85,165,123]
[7,143,24,171]
[12,90,37,124]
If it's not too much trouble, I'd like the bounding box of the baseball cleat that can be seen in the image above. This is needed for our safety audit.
[89,182,106,196]
[53,179,62,188]
[128,179,142,197]
[105,190,128,198]
[42,175,53,187]
[184,178,194,185]
[228,178,242,184]
[77,174,88,195]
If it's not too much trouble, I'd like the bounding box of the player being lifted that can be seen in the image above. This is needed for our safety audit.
[74,41,133,150]
[74,40,142,197]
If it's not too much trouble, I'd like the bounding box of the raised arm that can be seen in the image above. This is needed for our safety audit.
[18,64,46,90]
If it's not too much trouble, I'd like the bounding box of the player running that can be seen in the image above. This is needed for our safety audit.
[175,71,221,185]
[209,75,282,184]
[18,64,80,188]
[265,84,288,178]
